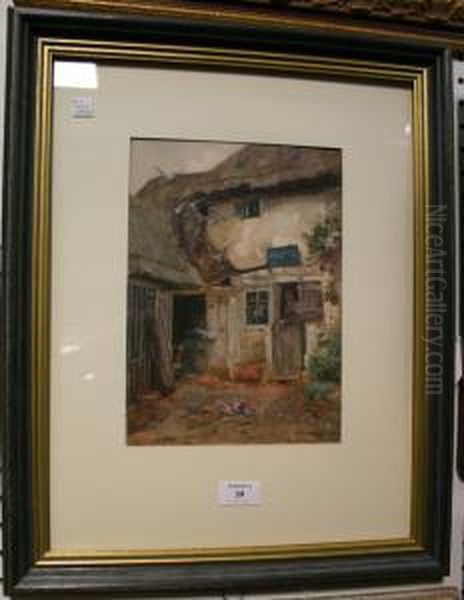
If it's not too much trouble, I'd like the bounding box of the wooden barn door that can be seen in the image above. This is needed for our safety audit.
[272,321,304,378]
[127,281,174,403]
[127,280,156,403]
[153,289,174,393]
[272,284,304,378]
[271,281,324,379]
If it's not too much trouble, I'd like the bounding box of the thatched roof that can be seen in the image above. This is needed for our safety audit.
[138,143,341,206]
[129,185,203,287]
[129,144,341,286]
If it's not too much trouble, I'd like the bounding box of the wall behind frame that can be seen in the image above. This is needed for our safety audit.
[0,0,462,596]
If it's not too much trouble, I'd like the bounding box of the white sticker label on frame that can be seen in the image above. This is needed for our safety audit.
[71,96,95,119]
[218,481,262,506]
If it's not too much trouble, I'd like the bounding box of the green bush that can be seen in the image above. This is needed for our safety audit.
[306,206,341,259]
[308,329,341,384]
[304,381,334,403]
[308,223,330,254]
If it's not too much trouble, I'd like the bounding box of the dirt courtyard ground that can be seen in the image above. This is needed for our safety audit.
[127,375,340,445]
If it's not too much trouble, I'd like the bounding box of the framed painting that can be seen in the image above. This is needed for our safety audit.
[2,0,456,596]
[126,138,342,445]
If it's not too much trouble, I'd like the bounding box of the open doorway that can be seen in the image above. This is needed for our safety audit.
[173,294,208,377]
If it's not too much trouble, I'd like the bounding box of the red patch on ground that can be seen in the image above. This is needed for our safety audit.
[194,374,222,386]
[127,373,341,445]
[233,364,263,382]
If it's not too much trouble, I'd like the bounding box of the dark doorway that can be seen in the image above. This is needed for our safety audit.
[173,294,208,376]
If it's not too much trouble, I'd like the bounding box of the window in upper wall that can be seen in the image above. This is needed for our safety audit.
[238,198,260,219]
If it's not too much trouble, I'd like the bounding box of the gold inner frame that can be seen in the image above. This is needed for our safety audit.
[31,37,429,566]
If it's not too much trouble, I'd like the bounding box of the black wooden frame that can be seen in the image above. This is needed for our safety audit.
[458,98,464,483]
[2,4,456,597]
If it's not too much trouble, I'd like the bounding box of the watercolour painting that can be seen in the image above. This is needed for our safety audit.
[126,140,342,445]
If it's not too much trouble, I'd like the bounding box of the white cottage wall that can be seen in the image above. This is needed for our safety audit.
[208,190,339,271]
